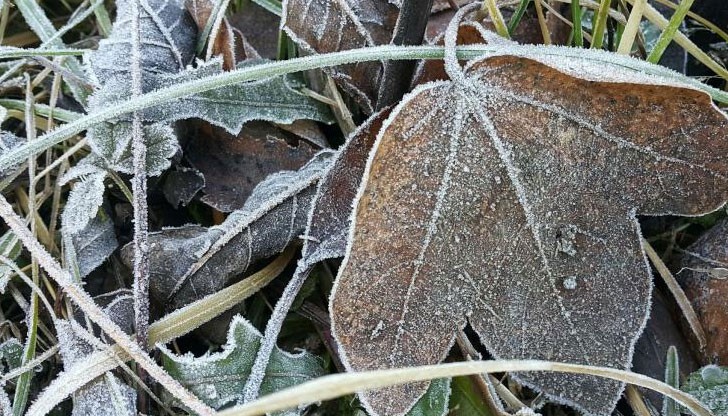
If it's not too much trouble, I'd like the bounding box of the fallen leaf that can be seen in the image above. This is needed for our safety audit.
[185,121,322,212]
[281,0,399,113]
[121,151,334,311]
[678,217,728,364]
[160,315,326,413]
[89,0,197,87]
[330,49,728,415]
[302,107,390,266]
[162,166,206,208]
[70,211,118,278]
[228,2,281,60]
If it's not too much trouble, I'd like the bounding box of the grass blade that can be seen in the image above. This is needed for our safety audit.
[647,0,694,63]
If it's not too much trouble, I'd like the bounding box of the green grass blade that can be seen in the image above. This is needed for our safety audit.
[508,0,531,35]
[647,0,694,63]
[663,346,680,416]
[591,0,613,49]
[251,0,282,17]
[572,0,584,46]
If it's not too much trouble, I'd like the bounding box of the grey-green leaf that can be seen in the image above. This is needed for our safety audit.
[681,365,728,415]
[407,378,451,416]
[88,0,196,87]
[60,165,107,235]
[71,212,118,278]
[161,315,325,413]
[141,60,335,133]
[86,120,178,176]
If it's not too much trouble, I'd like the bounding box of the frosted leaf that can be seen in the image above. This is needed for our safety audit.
[85,120,178,176]
[0,105,6,123]
[140,60,335,134]
[54,296,136,416]
[71,212,118,278]
[405,378,450,416]
[330,55,728,415]
[120,151,334,311]
[61,165,107,235]
[186,121,322,212]
[303,108,390,266]
[88,0,196,87]
[677,218,728,364]
[0,230,22,292]
[0,338,23,372]
[282,0,398,113]
[0,131,25,179]
[681,365,728,414]
[162,166,205,208]
[160,315,325,413]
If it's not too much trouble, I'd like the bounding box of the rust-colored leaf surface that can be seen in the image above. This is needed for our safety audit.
[679,218,728,365]
[330,54,728,415]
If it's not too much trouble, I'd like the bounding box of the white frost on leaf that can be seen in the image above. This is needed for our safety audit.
[160,315,325,414]
[61,164,107,235]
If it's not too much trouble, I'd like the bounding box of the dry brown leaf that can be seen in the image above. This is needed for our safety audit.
[678,218,728,365]
[185,122,322,212]
[186,0,237,70]
[330,52,728,415]
[282,0,400,113]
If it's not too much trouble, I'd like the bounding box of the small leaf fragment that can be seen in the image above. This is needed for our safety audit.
[681,365,728,414]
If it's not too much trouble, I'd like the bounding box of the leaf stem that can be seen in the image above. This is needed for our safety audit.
[241,261,313,403]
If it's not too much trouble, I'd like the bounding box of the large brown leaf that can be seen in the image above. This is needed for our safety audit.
[329,51,728,415]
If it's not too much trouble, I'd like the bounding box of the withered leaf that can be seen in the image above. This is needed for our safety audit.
[678,217,728,364]
[303,107,390,266]
[121,151,334,311]
[282,0,399,113]
[186,0,237,70]
[330,51,728,415]
[185,122,322,212]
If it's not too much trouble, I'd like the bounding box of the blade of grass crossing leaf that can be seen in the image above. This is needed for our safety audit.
[2,43,728,174]
[480,0,510,38]
[663,346,680,416]
[642,239,707,349]
[571,0,584,46]
[251,0,282,17]
[617,0,646,54]
[148,247,296,345]
[591,0,613,49]
[646,0,694,63]
[508,0,532,35]
[218,360,712,416]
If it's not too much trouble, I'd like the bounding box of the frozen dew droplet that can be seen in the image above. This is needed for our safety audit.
[563,276,578,290]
